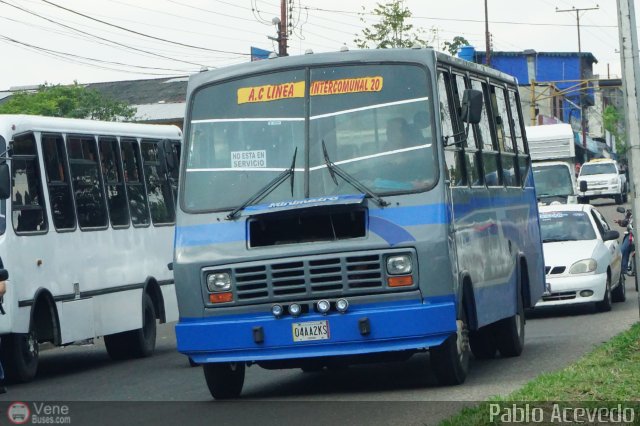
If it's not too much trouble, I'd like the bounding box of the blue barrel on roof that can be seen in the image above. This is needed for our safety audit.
[458,45,476,62]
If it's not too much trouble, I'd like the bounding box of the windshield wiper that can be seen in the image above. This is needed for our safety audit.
[226,148,297,220]
[321,140,389,207]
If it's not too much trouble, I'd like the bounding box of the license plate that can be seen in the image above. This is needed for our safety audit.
[292,320,330,342]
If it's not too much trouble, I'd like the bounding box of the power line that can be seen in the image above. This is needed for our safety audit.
[40,0,251,56]
[302,5,618,28]
[0,0,212,67]
[0,33,197,73]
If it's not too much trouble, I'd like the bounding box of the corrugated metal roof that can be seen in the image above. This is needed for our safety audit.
[476,50,598,63]
[133,103,185,121]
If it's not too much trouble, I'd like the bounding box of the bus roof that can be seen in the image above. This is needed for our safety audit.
[186,48,518,97]
[0,114,182,140]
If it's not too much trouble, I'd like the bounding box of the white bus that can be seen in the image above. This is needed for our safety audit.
[0,115,181,382]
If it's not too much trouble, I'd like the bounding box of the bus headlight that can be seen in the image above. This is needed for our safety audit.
[386,255,412,275]
[207,272,232,292]
[569,259,597,274]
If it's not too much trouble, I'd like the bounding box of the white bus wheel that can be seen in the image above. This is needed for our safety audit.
[104,293,157,360]
[1,331,39,383]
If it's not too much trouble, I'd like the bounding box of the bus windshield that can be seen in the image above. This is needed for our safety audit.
[533,164,574,197]
[184,64,437,212]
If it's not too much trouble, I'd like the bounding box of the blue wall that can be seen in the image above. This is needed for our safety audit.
[470,52,594,125]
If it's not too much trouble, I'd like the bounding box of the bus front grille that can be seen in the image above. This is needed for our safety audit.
[228,250,411,304]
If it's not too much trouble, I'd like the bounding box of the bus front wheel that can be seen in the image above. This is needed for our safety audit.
[430,307,469,385]
[0,331,39,383]
[203,362,245,399]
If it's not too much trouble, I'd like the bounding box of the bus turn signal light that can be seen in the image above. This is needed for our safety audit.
[209,292,233,303]
[387,276,413,287]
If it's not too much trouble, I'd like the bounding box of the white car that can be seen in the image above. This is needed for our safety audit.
[536,204,625,311]
[576,159,627,204]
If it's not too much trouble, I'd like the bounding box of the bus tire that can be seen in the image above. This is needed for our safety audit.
[128,293,157,358]
[0,331,39,383]
[203,362,245,399]
[469,325,498,359]
[104,332,131,360]
[105,293,157,359]
[495,285,525,358]
[430,306,469,385]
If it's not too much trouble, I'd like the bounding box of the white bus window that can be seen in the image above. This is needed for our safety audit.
[99,137,129,227]
[12,133,47,233]
[42,134,76,230]
[141,140,175,225]
[67,135,108,229]
[121,139,150,227]
[439,71,466,187]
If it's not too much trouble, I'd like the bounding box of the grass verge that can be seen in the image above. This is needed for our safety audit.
[440,322,640,425]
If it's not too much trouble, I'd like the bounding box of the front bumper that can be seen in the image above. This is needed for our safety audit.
[176,297,456,363]
[535,272,607,307]
[581,186,621,197]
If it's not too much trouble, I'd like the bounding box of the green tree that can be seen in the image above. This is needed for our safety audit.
[442,36,470,56]
[0,83,136,121]
[354,1,429,49]
[603,105,626,156]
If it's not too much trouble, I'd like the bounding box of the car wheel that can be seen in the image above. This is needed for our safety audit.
[612,272,626,303]
[615,194,623,205]
[596,275,613,312]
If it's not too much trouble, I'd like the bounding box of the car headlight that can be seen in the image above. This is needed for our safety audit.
[386,255,412,275]
[610,178,618,185]
[206,272,232,292]
[569,259,597,274]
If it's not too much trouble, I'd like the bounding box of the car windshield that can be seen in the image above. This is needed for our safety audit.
[539,211,596,242]
[533,164,574,197]
[580,163,616,176]
[183,64,437,212]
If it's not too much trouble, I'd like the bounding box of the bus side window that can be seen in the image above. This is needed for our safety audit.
[452,73,482,186]
[141,140,175,225]
[492,85,518,187]
[67,135,109,229]
[438,70,466,187]
[471,79,502,187]
[121,139,150,227]
[42,133,76,230]
[507,90,529,186]
[99,137,130,228]
[12,133,48,234]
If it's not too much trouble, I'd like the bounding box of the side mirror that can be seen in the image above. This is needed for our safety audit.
[603,230,619,241]
[0,163,10,200]
[616,206,626,214]
[579,180,588,193]
[460,89,483,125]
[0,268,8,281]
[167,262,173,271]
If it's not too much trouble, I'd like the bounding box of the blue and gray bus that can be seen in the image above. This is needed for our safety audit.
[174,48,545,399]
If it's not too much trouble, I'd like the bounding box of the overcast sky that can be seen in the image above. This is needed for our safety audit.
[0,0,627,89]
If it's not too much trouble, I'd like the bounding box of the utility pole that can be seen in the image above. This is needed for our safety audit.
[278,0,288,57]
[557,5,599,157]
[484,0,491,66]
[617,0,640,317]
